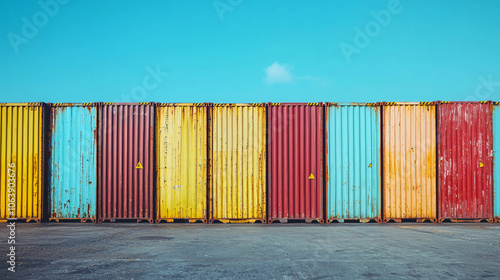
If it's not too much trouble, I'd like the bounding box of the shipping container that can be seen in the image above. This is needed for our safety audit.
[326,103,381,223]
[268,103,324,223]
[383,102,437,222]
[0,103,46,222]
[48,103,97,222]
[495,102,500,222]
[438,101,493,222]
[98,102,154,223]
[209,103,266,223]
[156,103,208,223]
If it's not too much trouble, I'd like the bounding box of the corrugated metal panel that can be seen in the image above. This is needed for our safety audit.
[98,102,154,223]
[0,103,45,222]
[383,102,437,222]
[326,103,381,223]
[210,103,266,223]
[438,101,493,221]
[156,103,208,223]
[49,103,97,222]
[268,103,324,223]
[494,103,500,222]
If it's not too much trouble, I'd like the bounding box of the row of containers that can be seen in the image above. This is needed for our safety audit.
[0,101,499,223]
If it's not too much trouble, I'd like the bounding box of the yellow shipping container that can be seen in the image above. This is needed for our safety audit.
[210,104,266,223]
[383,102,437,222]
[0,103,45,222]
[156,103,208,223]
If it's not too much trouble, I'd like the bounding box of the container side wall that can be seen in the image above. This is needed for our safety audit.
[99,104,154,220]
[50,106,97,219]
[495,106,500,221]
[439,103,493,220]
[383,104,437,220]
[268,105,323,221]
[156,105,207,220]
[0,104,44,221]
[211,105,266,220]
[326,105,381,221]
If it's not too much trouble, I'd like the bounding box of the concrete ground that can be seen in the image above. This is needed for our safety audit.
[1,222,499,279]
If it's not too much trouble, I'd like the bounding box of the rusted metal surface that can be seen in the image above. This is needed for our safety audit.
[0,103,45,222]
[494,103,500,222]
[267,103,324,223]
[98,102,154,223]
[326,103,381,223]
[383,102,437,222]
[209,103,266,223]
[156,103,208,223]
[49,103,97,222]
[438,101,493,222]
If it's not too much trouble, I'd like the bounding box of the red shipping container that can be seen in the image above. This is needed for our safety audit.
[438,101,494,222]
[98,103,155,223]
[267,103,324,223]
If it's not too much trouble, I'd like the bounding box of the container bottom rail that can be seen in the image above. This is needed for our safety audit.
[210,219,267,224]
[268,218,324,224]
[98,218,154,223]
[50,218,96,223]
[384,218,438,223]
[438,218,494,223]
[155,218,207,224]
[328,218,382,223]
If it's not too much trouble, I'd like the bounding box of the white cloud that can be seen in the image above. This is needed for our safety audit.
[264,62,293,84]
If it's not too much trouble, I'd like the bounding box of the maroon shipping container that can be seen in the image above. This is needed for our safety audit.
[98,103,155,223]
[267,103,324,223]
[438,101,494,222]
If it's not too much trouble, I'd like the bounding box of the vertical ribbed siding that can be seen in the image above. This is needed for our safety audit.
[383,103,437,221]
[99,103,154,222]
[438,102,493,220]
[268,104,323,222]
[326,104,381,222]
[494,105,500,222]
[211,104,266,222]
[50,105,97,221]
[0,104,44,222]
[156,104,207,222]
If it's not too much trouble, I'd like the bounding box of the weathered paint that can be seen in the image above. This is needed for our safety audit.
[268,103,324,223]
[438,101,493,221]
[0,103,45,222]
[210,103,266,223]
[494,104,500,222]
[98,103,154,222]
[326,103,381,223]
[49,104,97,222]
[383,102,437,222]
[156,103,208,223]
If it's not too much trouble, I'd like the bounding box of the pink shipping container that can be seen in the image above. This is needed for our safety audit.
[267,103,324,223]
[98,102,155,223]
[438,101,494,222]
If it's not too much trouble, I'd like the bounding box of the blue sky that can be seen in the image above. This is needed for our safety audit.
[1,0,500,103]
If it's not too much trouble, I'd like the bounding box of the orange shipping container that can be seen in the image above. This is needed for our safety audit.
[383,102,437,222]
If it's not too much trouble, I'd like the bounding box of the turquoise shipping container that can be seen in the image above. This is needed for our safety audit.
[325,103,382,223]
[494,103,500,222]
[48,103,98,222]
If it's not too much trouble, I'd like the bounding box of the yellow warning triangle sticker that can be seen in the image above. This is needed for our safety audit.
[479,162,484,168]
[308,173,315,180]
[368,163,372,168]
[136,162,143,169]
